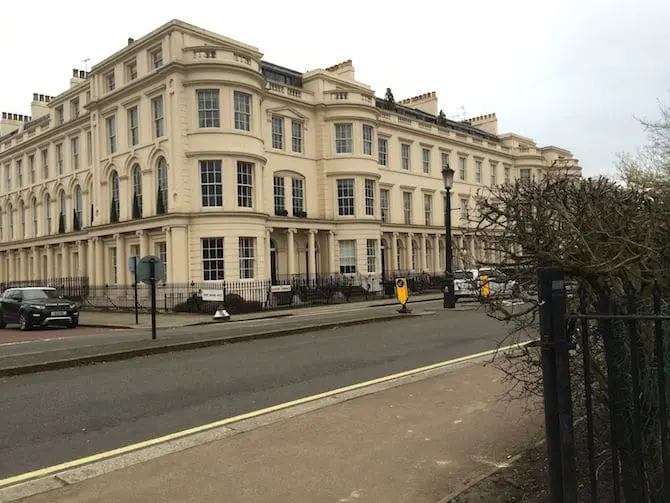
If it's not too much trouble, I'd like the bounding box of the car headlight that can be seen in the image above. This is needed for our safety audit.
[68,303,78,310]
[29,304,46,310]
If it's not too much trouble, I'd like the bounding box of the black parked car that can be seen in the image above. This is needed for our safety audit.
[0,287,79,331]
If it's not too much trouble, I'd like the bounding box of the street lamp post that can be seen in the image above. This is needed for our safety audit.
[442,164,456,309]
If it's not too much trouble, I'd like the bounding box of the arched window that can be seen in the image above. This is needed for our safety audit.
[131,164,142,219]
[156,157,168,215]
[8,203,14,240]
[31,197,37,237]
[58,189,66,233]
[110,171,120,223]
[74,186,83,231]
[45,194,52,235]
[19,200,26,239]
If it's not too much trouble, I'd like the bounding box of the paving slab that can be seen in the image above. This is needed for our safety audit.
[18,362,544,503]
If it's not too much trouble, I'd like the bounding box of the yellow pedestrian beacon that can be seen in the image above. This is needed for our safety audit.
[480,274,490,302]
[395,277,412,313]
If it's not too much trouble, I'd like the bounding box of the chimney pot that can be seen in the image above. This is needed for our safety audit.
[33,93,38,101]
[80,70,86,78]
[1,112,5,119]
[73,69,79,77]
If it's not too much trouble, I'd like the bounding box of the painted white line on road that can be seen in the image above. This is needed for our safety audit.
[0,339,530,491]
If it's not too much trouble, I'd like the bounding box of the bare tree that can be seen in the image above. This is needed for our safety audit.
[473,171,670,499]
[617,94,670,189]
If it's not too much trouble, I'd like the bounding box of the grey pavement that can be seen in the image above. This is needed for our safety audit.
[0,297,482,376]
[77,293,445,329]
[13,361,545,503]
[0,307,523,480]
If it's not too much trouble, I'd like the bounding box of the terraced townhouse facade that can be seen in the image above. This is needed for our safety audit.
[0,19,581,288]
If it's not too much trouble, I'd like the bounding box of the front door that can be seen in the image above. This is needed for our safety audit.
[270,239,278,285]
[381,240,387,281]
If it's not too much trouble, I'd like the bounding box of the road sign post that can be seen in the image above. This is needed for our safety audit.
[150,260,157,340]
[135,256,164,340]
[395,277,412,314]
[128,256,139,325]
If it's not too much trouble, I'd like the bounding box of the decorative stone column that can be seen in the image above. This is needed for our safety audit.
[433,234,440,272]
[287,228,296,276]
[391,232,399,272]
[115,233,126,284]
[170,226,188,283]
[61,243,71,278]
[328,231,336,275]
[32,247,39,280]
[0,252,5,282]
[265,227,273,280]
[94,237,104,285]
[19,249,28,280]
[406,233,414,271]
[420,233,427,272]
[307,229,316,281]
[77,240,86,277]
[87,238,95,283]
[137,229,149,259]
[45,245,54,281]
[161,226,172,283]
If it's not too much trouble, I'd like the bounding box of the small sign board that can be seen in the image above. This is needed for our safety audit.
[136,255,165,285]
[201,289,225,302]
[270,284,292,293]
[395,277,409,306]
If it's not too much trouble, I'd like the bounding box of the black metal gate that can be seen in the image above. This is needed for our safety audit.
[538,267,670,502]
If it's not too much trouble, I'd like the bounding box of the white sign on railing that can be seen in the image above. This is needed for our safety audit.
[270,285,292,293]
[201,289,224,302]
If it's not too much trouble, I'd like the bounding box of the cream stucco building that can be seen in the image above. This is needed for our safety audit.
[0,19,580,288]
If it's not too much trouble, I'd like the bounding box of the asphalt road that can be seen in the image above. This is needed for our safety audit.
[0,306,519,480]
[0,299,446,360]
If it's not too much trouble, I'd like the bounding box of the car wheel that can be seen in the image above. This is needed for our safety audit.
[18,312,31,331]
[70,319,79,329]
[0,314,5,329]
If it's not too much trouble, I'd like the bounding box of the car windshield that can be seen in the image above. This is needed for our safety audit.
[22,289,60,300]
[453,271,472,280]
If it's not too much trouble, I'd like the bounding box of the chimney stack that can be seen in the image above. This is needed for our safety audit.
[70,68,87,88]
[31,93,52,119]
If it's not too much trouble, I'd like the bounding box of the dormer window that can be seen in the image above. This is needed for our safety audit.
[105,71,116,92]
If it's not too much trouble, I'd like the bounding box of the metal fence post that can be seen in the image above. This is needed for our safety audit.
[538,267,565,503]
[538,267,578,502]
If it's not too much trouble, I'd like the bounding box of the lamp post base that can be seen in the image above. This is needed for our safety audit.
[443,291,456,309]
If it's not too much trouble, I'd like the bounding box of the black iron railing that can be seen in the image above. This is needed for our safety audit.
[539,267,669,502]
[0,273,446,315]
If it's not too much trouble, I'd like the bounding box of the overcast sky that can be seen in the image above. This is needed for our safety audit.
[2,0,668,177]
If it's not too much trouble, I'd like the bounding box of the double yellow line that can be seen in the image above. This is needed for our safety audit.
[0,340,530,489]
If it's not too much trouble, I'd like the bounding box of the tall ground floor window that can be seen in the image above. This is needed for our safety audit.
[339,240,356,274]
[202,237,224,281]
[239,237,255,279]
[366,239,377,273]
